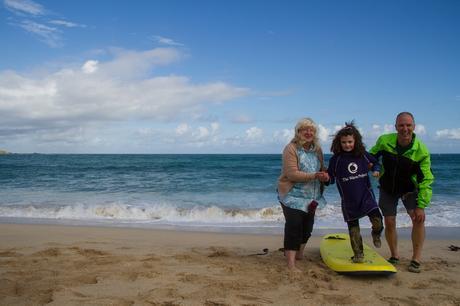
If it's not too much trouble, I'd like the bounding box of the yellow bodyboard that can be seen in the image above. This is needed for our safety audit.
[320,233,397,275]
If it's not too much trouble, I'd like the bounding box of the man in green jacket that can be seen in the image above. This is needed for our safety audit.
[370,112,434,273]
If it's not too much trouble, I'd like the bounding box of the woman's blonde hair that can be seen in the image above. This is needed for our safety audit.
[291,117,321,151]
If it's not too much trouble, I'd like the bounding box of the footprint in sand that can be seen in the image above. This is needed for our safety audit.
[141,253,161,261]
[32,247,62,257]
[428,293,460,305]
[379,296,421,306]
[204,300,230,306]
[74,248,110,257]
[207,249,230,258]
[430,276,456,285]
[0,250,22,257]
[73,274,99,285]
[178,273,201,282]
[321,294,356,305]
[0,279,18,296]
[409,281,430,289]
[236,294,273,304]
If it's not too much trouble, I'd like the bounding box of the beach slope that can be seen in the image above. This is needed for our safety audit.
[1,223,459,305]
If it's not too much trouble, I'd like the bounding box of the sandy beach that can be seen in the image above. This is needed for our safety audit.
[0,223,459,306]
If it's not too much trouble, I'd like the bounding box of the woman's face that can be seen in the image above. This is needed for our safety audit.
[298,126,315,143]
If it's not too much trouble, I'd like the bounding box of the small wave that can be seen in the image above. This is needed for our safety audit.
[0,199,458,229]
[0,203,286,225]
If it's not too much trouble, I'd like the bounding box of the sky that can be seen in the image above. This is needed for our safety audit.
[1,0,459,154]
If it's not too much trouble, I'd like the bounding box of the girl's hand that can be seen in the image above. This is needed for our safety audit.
[372,171,380,178]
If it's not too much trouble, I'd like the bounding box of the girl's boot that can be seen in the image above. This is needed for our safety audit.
[370,216,383,248]
[349,225,364,263]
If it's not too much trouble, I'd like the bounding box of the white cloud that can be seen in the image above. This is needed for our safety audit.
[363,124,382,138]
[317,124,330,143]
[5,0,86,47]
[273,129,293,144]
[175,123,189,135]
[19,20,62,47]
[132,122,224,150]
[137,128,152,136]
[369,124,381,137]
[368,123,394,136]
[436,128,460,140]
[210,122,220,133]
[153,35,184,46]
[221,126,266,147]
[81,60,99,74]
[4,0,44,15]
[369,123,424,136]
[36,127,87,143]
[0,47,250,142]
[383,124,394,133]
[101,47,182,79]
[49,19,86,28]
[415,124,426,135]
[173,122,221,145]
[193,127,210,140]
[245,127,263,141]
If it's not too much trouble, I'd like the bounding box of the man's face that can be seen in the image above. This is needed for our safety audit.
[395,114,415,145]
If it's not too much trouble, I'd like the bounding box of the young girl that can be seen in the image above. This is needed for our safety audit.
[327,122,383,263]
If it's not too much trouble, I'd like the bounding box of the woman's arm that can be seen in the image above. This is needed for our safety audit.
[282,144,316,182]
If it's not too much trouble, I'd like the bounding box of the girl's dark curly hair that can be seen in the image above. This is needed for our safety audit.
[330,121,365,156]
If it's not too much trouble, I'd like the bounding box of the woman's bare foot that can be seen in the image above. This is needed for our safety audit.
[287,264,302,273]
[286,250,301,272]
[295,243,306,260]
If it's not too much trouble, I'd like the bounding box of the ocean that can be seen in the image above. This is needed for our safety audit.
[0,154,458,233]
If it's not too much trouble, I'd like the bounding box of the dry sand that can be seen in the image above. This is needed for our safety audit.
[0,223,459,306]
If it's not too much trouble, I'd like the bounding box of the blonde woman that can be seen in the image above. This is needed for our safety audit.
[278,118,329,272]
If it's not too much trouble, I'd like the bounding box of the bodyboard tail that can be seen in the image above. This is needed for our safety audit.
[320,233,397,275]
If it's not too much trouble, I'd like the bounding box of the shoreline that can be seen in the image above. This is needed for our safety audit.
[1,217,460,238]
[1,222,460,250]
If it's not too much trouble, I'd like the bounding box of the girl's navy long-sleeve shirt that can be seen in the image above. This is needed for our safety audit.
[327,151,381,222]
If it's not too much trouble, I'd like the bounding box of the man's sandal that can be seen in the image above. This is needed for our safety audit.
[387,257,399,264]
[408,260,421,273]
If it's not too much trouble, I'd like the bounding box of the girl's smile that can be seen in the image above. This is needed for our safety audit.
[340,135,355,152]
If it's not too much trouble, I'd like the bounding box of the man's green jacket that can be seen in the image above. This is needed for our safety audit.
[370,133,434,209]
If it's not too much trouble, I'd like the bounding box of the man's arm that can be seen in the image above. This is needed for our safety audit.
[369,136,383,158]
[416,154,434,209]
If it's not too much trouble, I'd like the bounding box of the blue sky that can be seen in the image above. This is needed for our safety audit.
[1,0,459,153]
